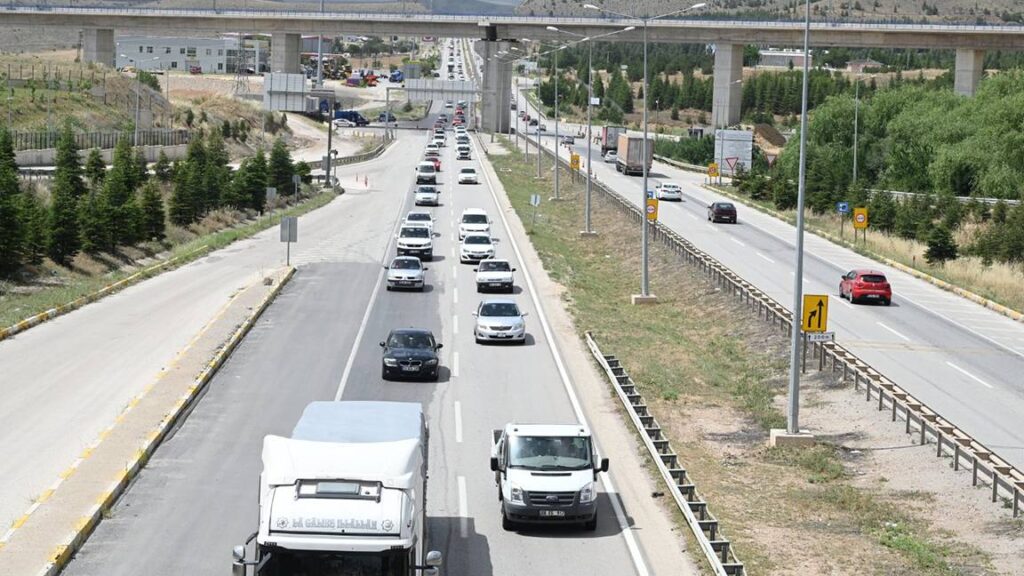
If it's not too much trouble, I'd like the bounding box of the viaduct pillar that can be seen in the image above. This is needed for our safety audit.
[476,40,512,134]
[955,48,984,97]
[270,33,302,74]
[712,43,744,128]
[82,29,115,68]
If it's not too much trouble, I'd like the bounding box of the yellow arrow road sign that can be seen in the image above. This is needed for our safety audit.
[802,294,829,333]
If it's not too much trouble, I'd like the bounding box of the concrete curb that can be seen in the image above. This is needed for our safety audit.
[701,183,1024,323]
[31,267,295,576]
[0,245,211,344]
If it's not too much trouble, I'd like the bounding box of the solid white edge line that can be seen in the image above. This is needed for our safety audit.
[457,475,469,538]
[945,361,994,389]
[478,137,651,576]
[335,138,415,401]
[876,321,912,342]
[454,399,463,442]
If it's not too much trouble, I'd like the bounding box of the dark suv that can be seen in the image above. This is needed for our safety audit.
[380,329,442,381]
[707,202,737,223]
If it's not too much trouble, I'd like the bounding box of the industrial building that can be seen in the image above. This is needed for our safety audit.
[114,35,268,74]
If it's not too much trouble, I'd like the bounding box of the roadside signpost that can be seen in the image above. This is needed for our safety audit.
[707,162,719,179]
[280,216,298,266]
[645,198,659,221]
[725,157,739,171]
[836,201,850,238]
[853,207,869,243]
[529,194,541,231]
[801,294,830,372]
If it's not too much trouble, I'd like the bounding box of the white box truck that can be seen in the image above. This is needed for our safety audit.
[490,423,609,531]
[232,401,442,576]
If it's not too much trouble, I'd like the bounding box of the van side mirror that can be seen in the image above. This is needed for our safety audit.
[426,550,443,566]
[232,545,246,562]
[379,341,386,347]
[490,457,499,471]
[599,458,610,473]
[436,343,443,349]
[512,268,517,272]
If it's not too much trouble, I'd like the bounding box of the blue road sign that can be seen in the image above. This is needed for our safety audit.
[836,201,850,214]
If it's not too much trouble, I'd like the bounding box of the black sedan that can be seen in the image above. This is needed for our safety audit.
[707,202,738,223]
[380,329,442,381]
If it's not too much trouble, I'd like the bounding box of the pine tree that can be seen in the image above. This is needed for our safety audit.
[134,148,149,186]
[0,165,24,274]
[267,138,295,195]
[169,162,201,226]
[54,122,87,200]
[203,129,230,211]
[248,149,269,212]
[84,148,106,187]
[154,150,172,183]
[77,192,112,254]
[0,128,18,173]
[20,192,47,266]
[139,180,166,241]
[924,224,958,264]
[102,137,140,247]
[47,173,81,265]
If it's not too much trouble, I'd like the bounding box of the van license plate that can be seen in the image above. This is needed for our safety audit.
[540,510,565,517]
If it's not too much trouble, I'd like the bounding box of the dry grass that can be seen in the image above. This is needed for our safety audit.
[489,139,997,576]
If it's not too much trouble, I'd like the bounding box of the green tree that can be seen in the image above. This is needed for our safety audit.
[0,165,23,274]
[169,162,200,226]
[77,192,112,254]
[154,150,172,183]
[138,180,166,241]
[102,137,141,247]
[54,122,87,200]
[47,174,81,265]
[134,149,150,186]
[924,224,958,264]
[0,128,16,173]
[267,138,295,195]
[203,129,231,211]
[20,192,48,265]
[84,148,106,187]
[247,149,269,212]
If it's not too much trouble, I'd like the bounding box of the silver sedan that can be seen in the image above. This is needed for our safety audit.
[473,299,527,344]
[385,257,428,291]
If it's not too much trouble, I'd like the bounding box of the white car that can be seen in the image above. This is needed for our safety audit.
[414,185,440,206]
[385,256,427,291]
[473,299,527,344]
[425,143,440,155]
[432,135,446,148]
[474,259,516,293]
[332,118,356,128]
[396,224,433,261]
[415,162,437,185]
[458,208,491,240]
[404,211,435,235]
[603,150,617,163]
[459,234,496,263]
[458,168,478,185]
[655,182,683,201]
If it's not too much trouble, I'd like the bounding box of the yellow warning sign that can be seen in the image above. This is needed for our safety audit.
[853,207,869,230]
[802,294,829,333]
[570,153,580,170]
[708,162,719,178]
[645,198,659,221]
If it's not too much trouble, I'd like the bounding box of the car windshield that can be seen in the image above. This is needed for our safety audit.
[416,187,437,194]
[391,259,420,270]
[407,213,431,222]
[465,236,491,245]
[480,303,519,317]
[400,227,429,238]
[461,169,475,174]
[462,214,487,224]
[478,261,510,272]
[417,165,435,173]
[387,332,434,349]
[508,436,592,470]
[861,274,887,283]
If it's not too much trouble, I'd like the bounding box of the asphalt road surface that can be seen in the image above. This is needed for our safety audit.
[63,106,645,576]
[514,88,1024,470]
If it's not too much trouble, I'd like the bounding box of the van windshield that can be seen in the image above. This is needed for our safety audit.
[508,436,592,470]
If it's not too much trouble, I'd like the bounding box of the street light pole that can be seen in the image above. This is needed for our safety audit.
[554,46,560,200]
[785,0,814,438]
[584,38,594,233]
[316,0,324,88]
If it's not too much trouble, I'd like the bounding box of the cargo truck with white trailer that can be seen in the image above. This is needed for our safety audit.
[232,401,443,576]
[615,134,654,176]
[490,423,609,531]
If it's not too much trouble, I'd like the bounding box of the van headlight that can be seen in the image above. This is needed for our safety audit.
[425,358,438,366]
[509,482,524,503]
[579,482,596,503]
[384,358,398,367]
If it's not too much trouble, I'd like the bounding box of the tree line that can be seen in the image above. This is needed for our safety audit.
[0,123,305,276]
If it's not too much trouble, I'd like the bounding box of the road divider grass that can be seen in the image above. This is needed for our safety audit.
[486,138,1001,576]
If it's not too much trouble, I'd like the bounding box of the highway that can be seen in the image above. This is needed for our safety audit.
[61,106,654,576]
[514,88,1024,470]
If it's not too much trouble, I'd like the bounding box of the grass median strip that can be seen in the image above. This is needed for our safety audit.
[488,138,997,576]
[0,190,335,330]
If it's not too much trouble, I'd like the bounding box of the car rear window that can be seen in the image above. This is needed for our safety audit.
[716,203,735,210]
[861,274,887,283]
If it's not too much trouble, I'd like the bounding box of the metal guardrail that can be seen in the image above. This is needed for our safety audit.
[310,134,394,171]
[521,132,1024,519]
[586,333,745,576]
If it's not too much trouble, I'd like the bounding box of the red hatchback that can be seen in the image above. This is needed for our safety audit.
[840,269,892,305]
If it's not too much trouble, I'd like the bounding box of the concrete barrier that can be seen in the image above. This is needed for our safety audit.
[15,144,188,168]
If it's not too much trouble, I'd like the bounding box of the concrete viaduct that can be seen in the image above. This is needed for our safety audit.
[4,6,1024,133]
